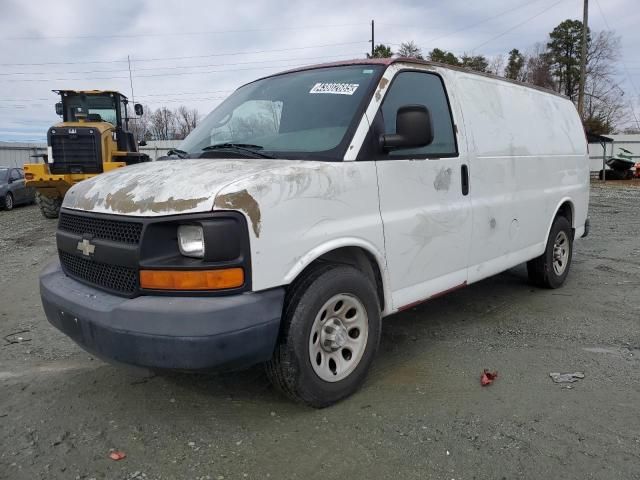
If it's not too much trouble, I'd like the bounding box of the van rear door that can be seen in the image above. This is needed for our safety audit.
[373,69,472,310]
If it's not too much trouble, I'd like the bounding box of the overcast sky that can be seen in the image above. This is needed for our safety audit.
[1,0,638,142]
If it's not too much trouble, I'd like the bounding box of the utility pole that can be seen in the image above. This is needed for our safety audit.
[577,0,588,119]
[370,20,375,57]
[127,55,135,104]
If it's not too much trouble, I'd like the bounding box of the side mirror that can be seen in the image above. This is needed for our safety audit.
[380,105,433,151]
[134,104,144,116]
[55,102,63,116]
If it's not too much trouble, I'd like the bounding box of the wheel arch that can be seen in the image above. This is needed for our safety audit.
[283,239,389,314]
[546,198,575,240]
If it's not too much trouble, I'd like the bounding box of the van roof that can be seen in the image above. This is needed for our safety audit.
[250,57,566,100]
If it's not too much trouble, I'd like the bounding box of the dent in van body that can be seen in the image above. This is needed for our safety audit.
[433,167,452,191]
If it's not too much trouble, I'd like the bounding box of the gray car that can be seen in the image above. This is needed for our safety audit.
[0,167,36,210]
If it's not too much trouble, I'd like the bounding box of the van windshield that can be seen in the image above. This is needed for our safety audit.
[180,65,382,160]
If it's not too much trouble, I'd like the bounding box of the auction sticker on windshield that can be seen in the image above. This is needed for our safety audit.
[309,83,359,95]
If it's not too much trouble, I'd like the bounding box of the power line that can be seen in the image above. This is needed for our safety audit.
[381,0,548,42]
[0,90,234,103]
[593,0,640,128]
[0,41,369,67]
[0,52,365,76]
[0,97,229,109]
[0,55,363,83]
[471,0,565,52]
[3,23,367,41]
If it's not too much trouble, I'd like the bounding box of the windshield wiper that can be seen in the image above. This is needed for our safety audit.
[167,148,189,159]
[201,143,275,159]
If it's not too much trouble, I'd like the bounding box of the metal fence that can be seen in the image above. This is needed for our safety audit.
[0,141,180,168]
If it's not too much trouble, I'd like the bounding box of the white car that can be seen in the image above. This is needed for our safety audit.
[40,58,589,407]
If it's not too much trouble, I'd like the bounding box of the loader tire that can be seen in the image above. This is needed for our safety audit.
[36,192,62,219]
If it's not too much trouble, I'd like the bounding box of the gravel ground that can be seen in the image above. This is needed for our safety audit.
[1,183,639,480]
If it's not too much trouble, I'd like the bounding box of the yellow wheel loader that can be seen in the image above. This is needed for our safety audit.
[24,90,150,218]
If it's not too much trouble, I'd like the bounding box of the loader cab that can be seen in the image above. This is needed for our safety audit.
[54,90,143,153]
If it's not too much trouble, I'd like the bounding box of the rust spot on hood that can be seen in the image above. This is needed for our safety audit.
[103,183,208,214]
[215,189,262,237]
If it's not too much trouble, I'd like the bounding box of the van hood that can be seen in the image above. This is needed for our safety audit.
[62,158,307,216]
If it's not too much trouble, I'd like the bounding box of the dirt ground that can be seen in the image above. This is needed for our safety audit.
[1,183,639,480]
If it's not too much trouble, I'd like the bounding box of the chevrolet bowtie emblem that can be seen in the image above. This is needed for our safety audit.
[77,238,96,257]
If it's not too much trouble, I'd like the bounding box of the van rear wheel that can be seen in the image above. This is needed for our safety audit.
[527,215,573,289]
[266,264,381,408]
[36,192,62,219]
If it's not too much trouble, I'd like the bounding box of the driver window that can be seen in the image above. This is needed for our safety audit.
[9,169,21,181]
[381,71,457,158]
[209,100,283,145]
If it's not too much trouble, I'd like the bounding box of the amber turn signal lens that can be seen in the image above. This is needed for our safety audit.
[25,173,34,180]
[140,268,244,291]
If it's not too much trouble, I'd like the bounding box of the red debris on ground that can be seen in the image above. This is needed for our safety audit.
[481,369,498,386]
[109,451,126,461]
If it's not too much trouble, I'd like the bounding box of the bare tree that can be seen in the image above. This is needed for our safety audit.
[175,106,200,140]
[582,31,629,133]
[397,41,423,59]
[149,107,176,140]
[488,54,505,76]
[522,43,554,89]
[128,104,151,143]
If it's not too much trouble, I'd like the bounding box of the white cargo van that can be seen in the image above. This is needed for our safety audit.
[40,58,589,407]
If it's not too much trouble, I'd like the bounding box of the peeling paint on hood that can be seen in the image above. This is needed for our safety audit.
[62,158,307,216]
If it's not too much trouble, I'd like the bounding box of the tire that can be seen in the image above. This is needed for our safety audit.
[527,215,573,289]
[2,193,13,211]
[36,192,62,219]
[266,264,381,408]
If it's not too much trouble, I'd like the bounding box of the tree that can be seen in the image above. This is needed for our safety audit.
[149,107,176,140]
[367,44,393,58]
[546,19,589,100]
[505,48,525,80]
[488,54,505,76]
[397,41,423,59]
[175,106,199,140]
[522,43,554,89]
[582,31,627,133]
[428,48,460,66]
[460,54,489,73]
[128,104,151,143]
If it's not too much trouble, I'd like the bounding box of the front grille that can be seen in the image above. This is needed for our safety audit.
[50,132,101,174]
[59,250,138,295]
[59,213,143,244]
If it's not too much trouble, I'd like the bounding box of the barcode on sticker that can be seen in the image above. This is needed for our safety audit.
[309,83,359,95]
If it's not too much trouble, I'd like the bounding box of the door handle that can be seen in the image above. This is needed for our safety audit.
[461,164,469,196]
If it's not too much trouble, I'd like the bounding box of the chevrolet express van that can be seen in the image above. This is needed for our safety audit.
[40,58,589,407]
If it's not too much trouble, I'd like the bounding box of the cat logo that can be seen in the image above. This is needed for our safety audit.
[68,128,77,134]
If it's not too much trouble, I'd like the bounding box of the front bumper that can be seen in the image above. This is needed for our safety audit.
[40,260,285,370]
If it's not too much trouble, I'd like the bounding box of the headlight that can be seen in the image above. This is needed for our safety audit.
[178,225,205,258]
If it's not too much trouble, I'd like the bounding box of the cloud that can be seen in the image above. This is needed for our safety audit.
[0,0,637,141]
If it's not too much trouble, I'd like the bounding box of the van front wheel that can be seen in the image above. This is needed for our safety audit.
[266,264,381,408]
[527,215,573,288]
